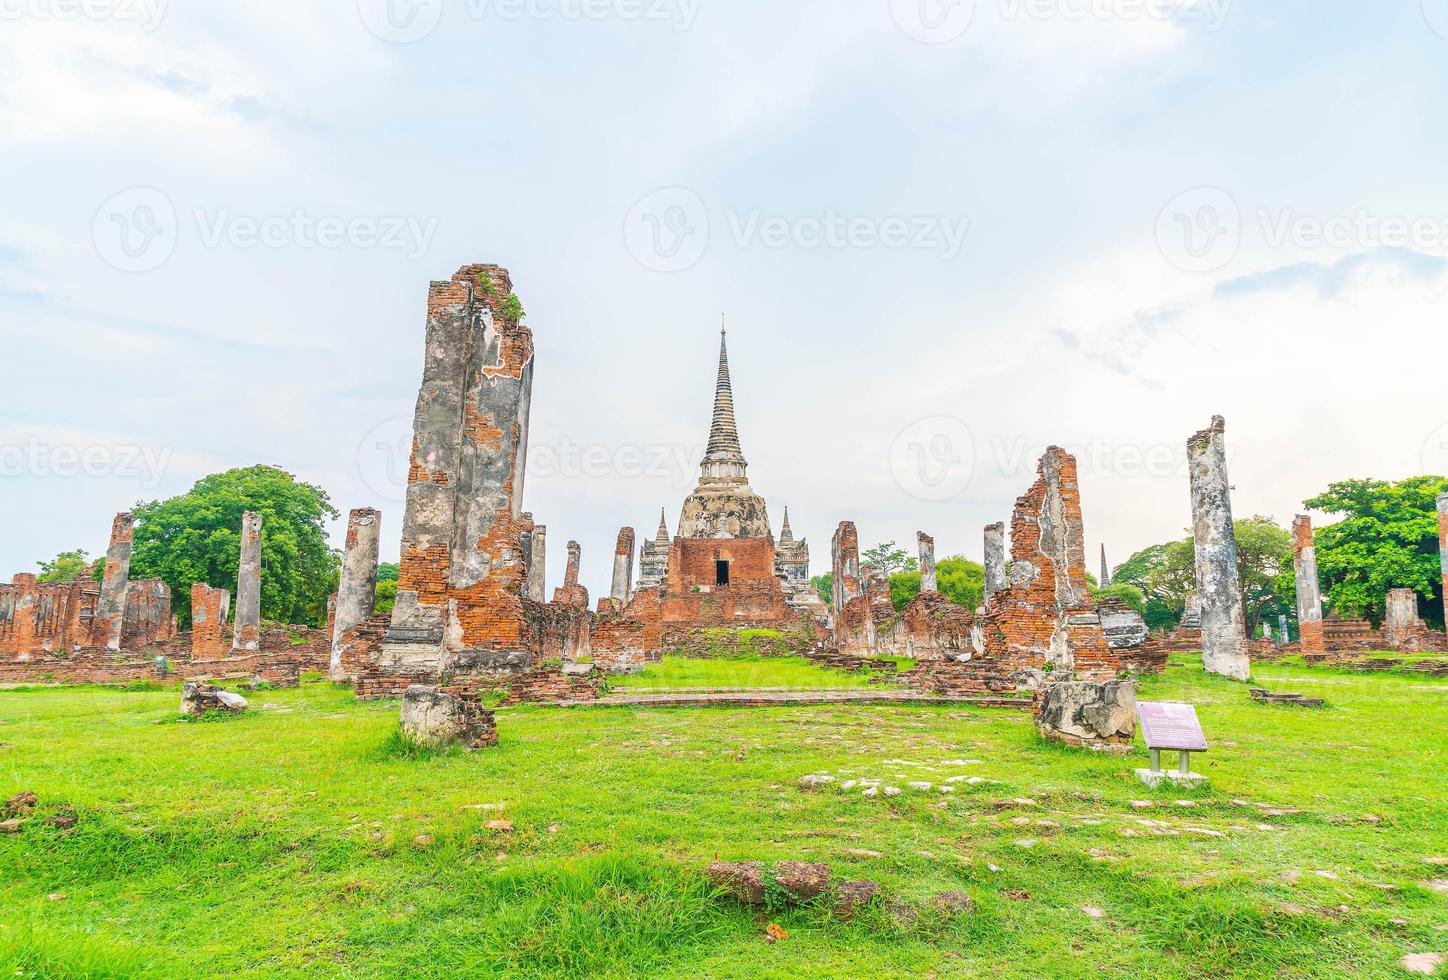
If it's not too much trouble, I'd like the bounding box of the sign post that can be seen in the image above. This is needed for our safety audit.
[1136,701,1209,787]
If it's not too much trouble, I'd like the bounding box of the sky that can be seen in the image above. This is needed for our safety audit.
[3,0,1448,601]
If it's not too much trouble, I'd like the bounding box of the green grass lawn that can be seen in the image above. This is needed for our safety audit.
[0,658,1445,978]
[609,655,909,690]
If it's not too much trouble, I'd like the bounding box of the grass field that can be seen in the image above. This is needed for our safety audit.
[1,656,1445,978]
[608,655,909,690]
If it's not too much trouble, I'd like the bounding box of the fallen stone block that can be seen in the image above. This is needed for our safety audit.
[399,685,498,750]
[1035,679,1136,750]
[832,880,880,920]
[180,683,249,717]
[4,791,36,819]
[1250,689,1325,707]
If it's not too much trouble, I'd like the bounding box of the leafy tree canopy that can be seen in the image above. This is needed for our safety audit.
[1111,516,1294,635]
[862,542,917,577]
[888,556,984,612]
[1090,582,1146,614]
[377,562,400,583]
[36,549,97,584]
[374,579,398,616]
[809,574,832,608]
[1304,476,1448,625]
[130,465,340,629]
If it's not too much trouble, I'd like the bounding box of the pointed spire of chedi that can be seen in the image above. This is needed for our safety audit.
[700,323,748,486]
[779,506,794,544]
[654,508,670,545]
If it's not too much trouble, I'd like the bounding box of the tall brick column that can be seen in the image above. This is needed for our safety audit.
[384,264,535,668]
[232,510,262,653]
[526,524,547,602]
[831,521,876,653]
[95,512,134,651]
[1187,417,1250,681]
[611,527,636,605]
[1438,493,1448,620]
[330,508,382,680]
[983,522,1006,609]
[917,531,937,593]
[1292,515,1324,659]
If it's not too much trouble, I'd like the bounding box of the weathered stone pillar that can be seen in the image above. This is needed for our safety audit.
[1439,493,1448,620]
[1292,515,1324,659]
[611,527,636,605]
[1186,417,1250,681]
[1278,612,1290,644]
[330,508,382,680]
[232,510,262,653]
[96,512,134,651]
[917,531,937,593]
[983,522,1006,608]
[384,264,535,666]
[527,524,547,602]
[1384,588,1421,649]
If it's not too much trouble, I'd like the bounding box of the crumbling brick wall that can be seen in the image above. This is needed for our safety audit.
[122,579,174,648]
[980,448,1116,678]
[880,591,975,661]
[590,614,646,673]
[190,584,231,660]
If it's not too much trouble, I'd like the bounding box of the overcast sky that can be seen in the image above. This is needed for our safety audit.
[4,1,1448,601]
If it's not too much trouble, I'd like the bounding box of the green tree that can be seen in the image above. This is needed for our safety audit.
[888,556,985,612]
[377,562,400,582]
[373,580,398,616]
[130,465,340,629]
[1304,476,1448,626]
[1090,582,1146,613]
[862,542,916,577]
[1116,517,1295,635]
[810,573,832,608]
[36,549,95,583]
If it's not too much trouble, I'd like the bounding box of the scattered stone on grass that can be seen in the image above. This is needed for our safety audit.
[798,775,834,790]
[5,791,36,819]
[180,683,248,717]
[932,891,975,915]
[0,819,22,834]
[1001,888,1031,901]
[1401,952,1444,976]
[45,813,77,830]
[46,894,65,902]
[883,787,901,797]
[774,861,831,902]
[1034,679,1137,750]
[413,834,434,847]
[763,922,788,943]
[485,819,514,832]
[1082,905,1104,918]
[833,880,880,920]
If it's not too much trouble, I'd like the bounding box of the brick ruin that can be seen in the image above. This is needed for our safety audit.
[1382,587,1447,653]
[610,331,826,643]
[349,264,598,700]
[1440,493,1448,614]
[843,449,1158,696]
[0,510,328,687]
